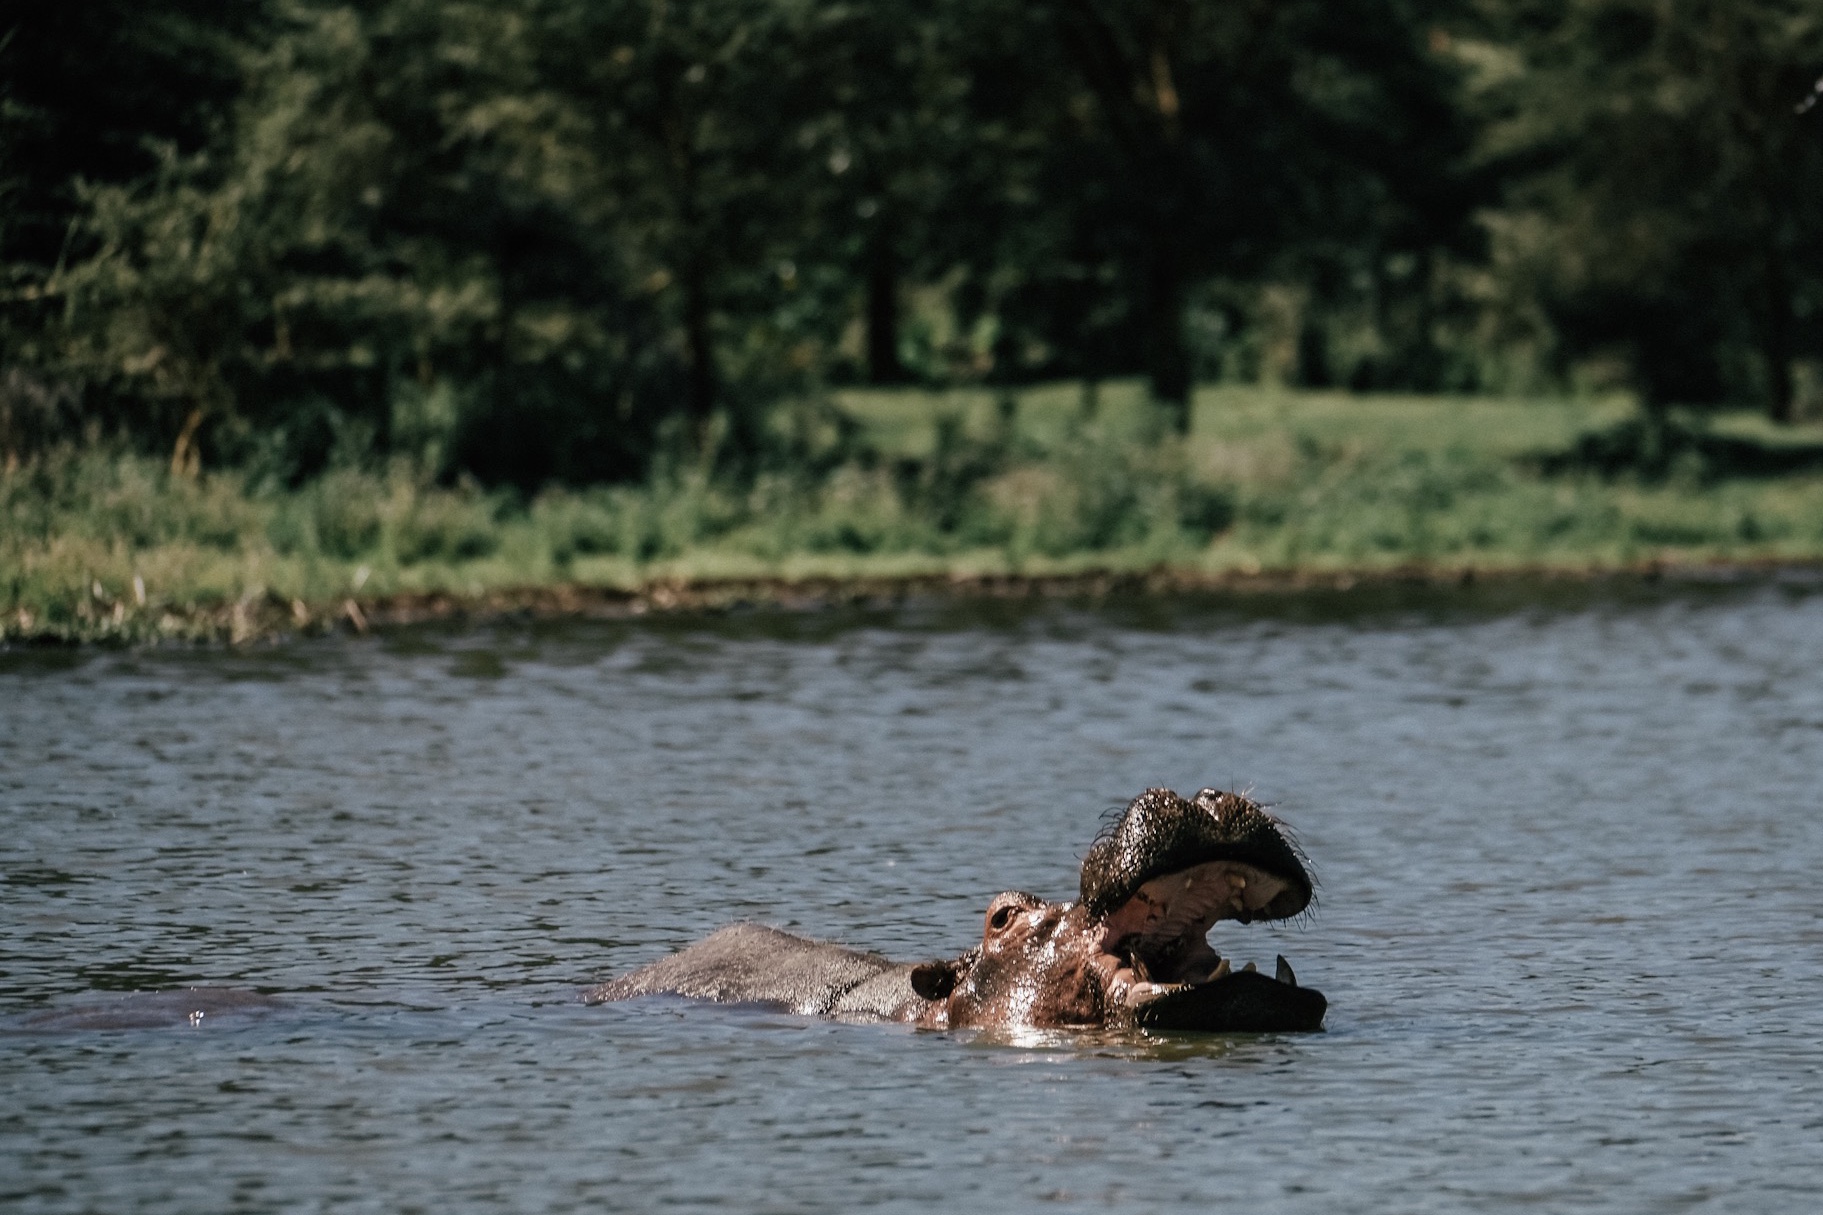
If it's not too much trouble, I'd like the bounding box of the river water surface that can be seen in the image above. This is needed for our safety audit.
[4,580,1822,1212]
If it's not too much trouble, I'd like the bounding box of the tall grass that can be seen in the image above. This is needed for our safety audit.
[7,383,1823,642]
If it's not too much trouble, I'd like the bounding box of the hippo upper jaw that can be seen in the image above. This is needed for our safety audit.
[1079,788,1314,923]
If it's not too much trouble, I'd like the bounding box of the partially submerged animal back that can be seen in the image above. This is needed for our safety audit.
[584,923,915,1017]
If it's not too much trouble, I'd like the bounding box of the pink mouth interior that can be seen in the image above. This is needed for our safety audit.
[1094,861,1292,999]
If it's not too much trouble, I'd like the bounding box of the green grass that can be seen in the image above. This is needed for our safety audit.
[8,382,1823,642]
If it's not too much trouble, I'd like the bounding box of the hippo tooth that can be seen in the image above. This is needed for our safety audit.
[1275,955,1297,986]
[1241,961,1257,974]
[1129,981,1194,1006]
[1210,957,1231,980]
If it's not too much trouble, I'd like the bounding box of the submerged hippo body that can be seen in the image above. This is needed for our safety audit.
[11,988,288,1032]
[587,787,1327,1034]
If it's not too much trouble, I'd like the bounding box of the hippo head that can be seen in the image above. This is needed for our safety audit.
[909,788,1325,1033]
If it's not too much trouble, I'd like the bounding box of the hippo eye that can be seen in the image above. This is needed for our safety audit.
[988,905,1018,933]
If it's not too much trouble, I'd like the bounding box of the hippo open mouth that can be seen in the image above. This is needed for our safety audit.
[1081,788,1326,1032]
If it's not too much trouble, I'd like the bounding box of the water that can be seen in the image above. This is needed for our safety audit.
[3,580,1822,1212]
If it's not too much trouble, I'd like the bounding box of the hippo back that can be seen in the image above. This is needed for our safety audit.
[584,923,922,1020]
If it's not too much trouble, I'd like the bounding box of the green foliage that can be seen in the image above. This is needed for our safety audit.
[1464,0,1823,417]
[38,3,510,475]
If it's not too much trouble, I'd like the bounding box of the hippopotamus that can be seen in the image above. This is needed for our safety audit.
[586,787,1326,1033]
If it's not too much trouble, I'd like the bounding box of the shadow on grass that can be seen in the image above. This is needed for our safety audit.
[1536,414,1823,482]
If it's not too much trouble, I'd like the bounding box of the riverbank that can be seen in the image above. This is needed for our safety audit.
[8,383,1823,644]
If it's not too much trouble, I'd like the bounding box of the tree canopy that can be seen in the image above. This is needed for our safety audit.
[3,0,1819,482]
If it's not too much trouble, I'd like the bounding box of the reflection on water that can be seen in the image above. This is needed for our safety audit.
[4,578,1822,1213]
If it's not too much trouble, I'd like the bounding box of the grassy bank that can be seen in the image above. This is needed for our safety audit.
[7,383,1823,643]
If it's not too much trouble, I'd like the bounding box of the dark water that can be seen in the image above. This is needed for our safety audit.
[4,580,1822,1213]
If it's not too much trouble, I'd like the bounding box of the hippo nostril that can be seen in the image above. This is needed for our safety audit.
[989,905,1017,932]
[910,960,959,1000]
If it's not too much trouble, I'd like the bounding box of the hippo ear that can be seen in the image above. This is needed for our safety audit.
[910,959,958,1000]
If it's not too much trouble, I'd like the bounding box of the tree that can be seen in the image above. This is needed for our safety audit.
[1,0,261,458]
[49,3,502,476]
[1472,0,1823,419]
[0,0,256,276]
[999,0,1476,425]
[785,0,994,386]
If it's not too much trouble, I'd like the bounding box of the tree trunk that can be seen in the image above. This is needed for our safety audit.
[865,225,905,384]
[681,260,717,450]
[169,406,205,479]
[1762,249,1794,424]
[1146,238,1191,432]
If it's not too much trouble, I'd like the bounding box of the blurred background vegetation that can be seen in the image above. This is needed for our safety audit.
[3,1,1822,636]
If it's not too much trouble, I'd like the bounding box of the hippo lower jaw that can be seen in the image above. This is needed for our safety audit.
[1130,970,1328,1033]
